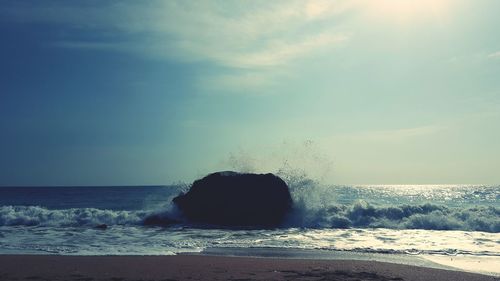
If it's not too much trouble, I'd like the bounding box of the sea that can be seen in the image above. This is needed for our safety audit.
[1,177,499,275]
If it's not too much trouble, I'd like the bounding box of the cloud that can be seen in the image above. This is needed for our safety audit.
[50,41,121,50]
[2,1,349,67]
[1,0,350,92]
[330,125,445,143]
[488,51,500,59]
[200,71,277,92]
[362,126,445,141]
[222,33,348,68]
[305,0,355,19]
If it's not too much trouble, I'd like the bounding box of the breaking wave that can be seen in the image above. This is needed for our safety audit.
[287,201,500,233]
[1,203,498,233]
[0,206,146,227]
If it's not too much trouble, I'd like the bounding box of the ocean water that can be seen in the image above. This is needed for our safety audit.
[0,181,499,266]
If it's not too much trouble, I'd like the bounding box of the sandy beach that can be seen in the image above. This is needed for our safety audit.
[0,255,497,281]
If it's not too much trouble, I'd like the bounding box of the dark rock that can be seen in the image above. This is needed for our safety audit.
[143,213,179,227]
[95,224,108,230]
[173,171,293,227]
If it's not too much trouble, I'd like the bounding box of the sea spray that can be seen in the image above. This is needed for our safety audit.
[223,140,333,184]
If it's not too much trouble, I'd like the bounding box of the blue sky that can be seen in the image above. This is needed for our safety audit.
[1,0,499,185]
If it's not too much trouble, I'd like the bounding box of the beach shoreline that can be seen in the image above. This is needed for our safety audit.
[0,254,497,281]
[198,247,500,277]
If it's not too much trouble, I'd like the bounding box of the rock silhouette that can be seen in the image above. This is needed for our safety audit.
[173,171,292,227]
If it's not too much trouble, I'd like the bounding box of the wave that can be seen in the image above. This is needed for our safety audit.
[287,201,500,233]
[1,203,499,233]
[0,206,146,227]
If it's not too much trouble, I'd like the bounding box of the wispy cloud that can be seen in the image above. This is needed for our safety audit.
[331,125,445,143]
[488,51,500,59]
[1,0,351,92]
[50,41,121,50]
[200,71,277,93]
[221,33,348,68]
[361,126,444,141]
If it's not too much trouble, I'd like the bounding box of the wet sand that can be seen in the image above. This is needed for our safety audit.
[0,255,497,281]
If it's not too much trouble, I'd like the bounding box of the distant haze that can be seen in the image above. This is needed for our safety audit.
[1,1,499,185]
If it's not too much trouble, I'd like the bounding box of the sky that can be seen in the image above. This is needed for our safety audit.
[0,0,499,185]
